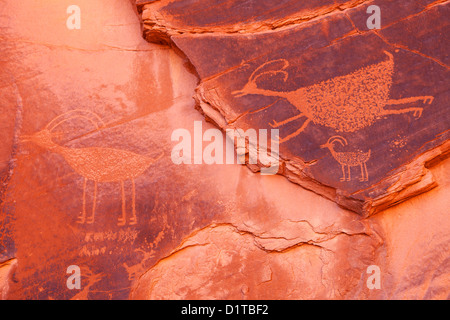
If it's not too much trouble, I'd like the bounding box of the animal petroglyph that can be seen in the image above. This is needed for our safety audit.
[233,51,434,143]
[320,136,371,182]
[21,110,163,226]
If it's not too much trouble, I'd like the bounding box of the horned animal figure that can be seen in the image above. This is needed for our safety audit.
[320,136,371,182]
[233,51,434,143]
[21,110,163,226]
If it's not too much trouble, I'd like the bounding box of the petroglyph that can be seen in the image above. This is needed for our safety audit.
[21,110,163,226]
[233,51,434,143]
[321,136,371,182]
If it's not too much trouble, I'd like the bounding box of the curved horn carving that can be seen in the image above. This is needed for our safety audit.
[249,59,289,83]
[46,109,105,132]
[328,135,348,146]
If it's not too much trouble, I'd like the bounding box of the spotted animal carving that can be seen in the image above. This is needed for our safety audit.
[233,51,434,143]
[21,110,163,226]
[320,136,371,182]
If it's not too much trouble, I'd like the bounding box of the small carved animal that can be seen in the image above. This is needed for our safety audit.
[320,136,370,182]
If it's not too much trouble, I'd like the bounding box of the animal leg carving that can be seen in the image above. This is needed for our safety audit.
[269,113,305,128]
[364,162,369,181]
[129,179,137,225]
[118,181,126,226]
[278,119,311,144]
[359,163,365,182]
[86,181,97,224]
[347,165,351,181]
[382,107,423,118]
[387,96,434,105]
[383,96,434,118]
[77,178,87,224]
[340,164,346,182]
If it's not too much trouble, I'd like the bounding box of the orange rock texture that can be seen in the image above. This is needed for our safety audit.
[0,0,448,300]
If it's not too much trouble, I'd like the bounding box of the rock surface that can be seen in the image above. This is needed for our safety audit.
[140,0,450,216]
[131,160,450,299]
[0,0,448,300]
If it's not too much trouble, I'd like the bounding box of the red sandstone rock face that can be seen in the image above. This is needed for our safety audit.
[138,0,369,43]
[130,161,450,299]
[0,0,449,300]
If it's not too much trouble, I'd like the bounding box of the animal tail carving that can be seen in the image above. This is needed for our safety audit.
[383,50,394,62]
